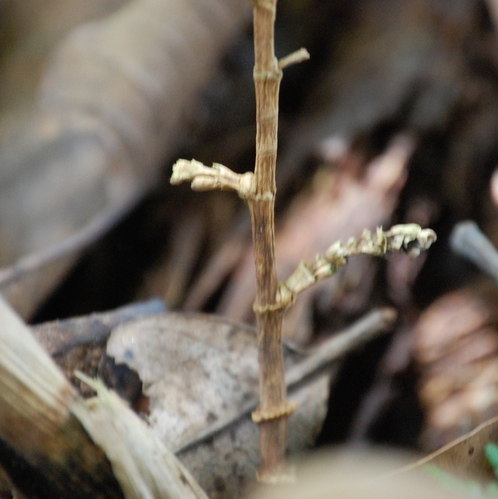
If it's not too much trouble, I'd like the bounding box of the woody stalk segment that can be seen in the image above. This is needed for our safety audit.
[172,0,309,481]
[170,0,436,483]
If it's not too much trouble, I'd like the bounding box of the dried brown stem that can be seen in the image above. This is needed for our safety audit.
[279,225,437,307]
[171,159,255,197]
[169,1,438,482]
[169,0,310,482]
[247,0,295,482]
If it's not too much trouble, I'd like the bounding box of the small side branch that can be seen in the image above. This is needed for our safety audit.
[278,48,310,70]
[171,159,256,198]
[279,224,437,307]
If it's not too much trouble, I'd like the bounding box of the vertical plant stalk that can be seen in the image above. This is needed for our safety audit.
[170,0,435,485]
[171,0,307,481]
[249,0,296,482]
[170,0,309,482]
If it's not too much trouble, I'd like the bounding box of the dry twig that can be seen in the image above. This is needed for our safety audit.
[171,0,436,483]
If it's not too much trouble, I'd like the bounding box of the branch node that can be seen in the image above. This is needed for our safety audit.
[278,48,310,70]
[253,280,296,314]
[239,172,258,198]
[251,0,277,14]
[253,300,286,314]
[277,282,295,308]
[252,401,298,423]
[253,66,282,80]
[250,191,274,201]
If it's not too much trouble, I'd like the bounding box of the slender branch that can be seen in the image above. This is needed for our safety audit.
[278,48,310,70]
[248,0,297,483]
[279,224,437,307]
[169,0,436,486]
[170,0,303,481]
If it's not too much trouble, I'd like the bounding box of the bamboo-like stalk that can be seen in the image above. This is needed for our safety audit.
[170,0,436,485]
[248,0,294,482]
[171,2,299,477]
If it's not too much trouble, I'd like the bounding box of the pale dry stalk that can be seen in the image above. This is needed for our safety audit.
[170,0,436,485]
[170,0,305,479]
[248,0,296,483]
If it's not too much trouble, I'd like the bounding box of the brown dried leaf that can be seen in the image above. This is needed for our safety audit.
[413,280,498,449]
[106,313,330,497]
[32,299,165,398]
[407,415,498,484]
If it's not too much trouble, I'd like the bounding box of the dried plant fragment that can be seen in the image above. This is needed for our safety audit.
[279,224,437,307]
[414,282,498,450]
[171,159,256,198]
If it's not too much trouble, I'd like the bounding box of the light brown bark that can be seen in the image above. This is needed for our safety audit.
[249,0,292,481]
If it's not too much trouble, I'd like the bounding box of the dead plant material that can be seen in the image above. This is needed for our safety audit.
[0,296,206,498]
[171,0,311,480]
[394,414,498,487]
[0,0,248,318]
[171,0,436,483]
[32,298,165,399]
[106,308,395,497]
[413,280,498,450]
[188,135,415,344]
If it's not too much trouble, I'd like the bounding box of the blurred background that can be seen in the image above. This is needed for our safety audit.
[2,0,498,467]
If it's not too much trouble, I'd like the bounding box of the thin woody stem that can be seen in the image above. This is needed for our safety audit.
[249,0,293,482]
[169,0,437,485]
